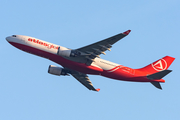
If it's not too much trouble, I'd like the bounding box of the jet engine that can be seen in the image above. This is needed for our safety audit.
[57,46,81,57]
[48,65,69,76]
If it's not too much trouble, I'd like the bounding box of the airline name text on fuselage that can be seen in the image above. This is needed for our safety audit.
[28,38,59,50]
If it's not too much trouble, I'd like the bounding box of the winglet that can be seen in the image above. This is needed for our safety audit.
[96,88,100,92]
[123,30,131,35]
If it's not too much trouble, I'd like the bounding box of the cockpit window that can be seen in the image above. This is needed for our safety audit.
[12,35,16,37]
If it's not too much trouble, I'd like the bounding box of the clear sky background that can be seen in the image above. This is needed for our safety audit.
[1,0,180,120]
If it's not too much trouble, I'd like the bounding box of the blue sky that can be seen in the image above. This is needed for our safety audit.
[1,0,180,119]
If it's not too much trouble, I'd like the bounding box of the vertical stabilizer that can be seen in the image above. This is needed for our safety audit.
[138,56,175,74]
[138,56,175,90]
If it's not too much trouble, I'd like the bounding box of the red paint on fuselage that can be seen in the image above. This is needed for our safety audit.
[8,41,103,75]
[101,67,165,82]
[8,41,165,83]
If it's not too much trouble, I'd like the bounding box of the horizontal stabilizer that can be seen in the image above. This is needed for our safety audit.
[151,82,162,89]
[147,70,172,80]
[148,70,172,90]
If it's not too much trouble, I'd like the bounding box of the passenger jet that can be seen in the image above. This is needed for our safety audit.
[6,30,175,91]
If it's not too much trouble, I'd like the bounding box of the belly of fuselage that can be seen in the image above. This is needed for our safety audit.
[8,41,165,83]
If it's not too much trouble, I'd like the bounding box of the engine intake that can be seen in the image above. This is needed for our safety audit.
[57,46,81,57]
[48,65,69,76]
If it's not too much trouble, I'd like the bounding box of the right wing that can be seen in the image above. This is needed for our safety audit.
[70,70,100,92]
[76,30,131,64]
[61,30,131,65]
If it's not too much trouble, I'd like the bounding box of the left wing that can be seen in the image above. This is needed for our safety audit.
[70,70,100,92]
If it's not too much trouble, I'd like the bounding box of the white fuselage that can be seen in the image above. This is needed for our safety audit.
[6,35,122,71]
[6,35,170,84]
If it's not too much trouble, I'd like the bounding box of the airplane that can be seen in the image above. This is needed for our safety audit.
[6,30,175,91]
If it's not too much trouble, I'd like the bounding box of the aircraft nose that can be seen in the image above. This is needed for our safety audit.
[6,36,11,42]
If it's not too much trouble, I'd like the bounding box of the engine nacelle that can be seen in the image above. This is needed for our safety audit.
[57,46,81,57]
[48,65,68,76]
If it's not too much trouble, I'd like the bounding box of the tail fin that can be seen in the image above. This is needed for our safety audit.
[138,56,175,90]
[138,56,175,74]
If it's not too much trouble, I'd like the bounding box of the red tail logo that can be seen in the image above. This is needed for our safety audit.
[151,59,167,71]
